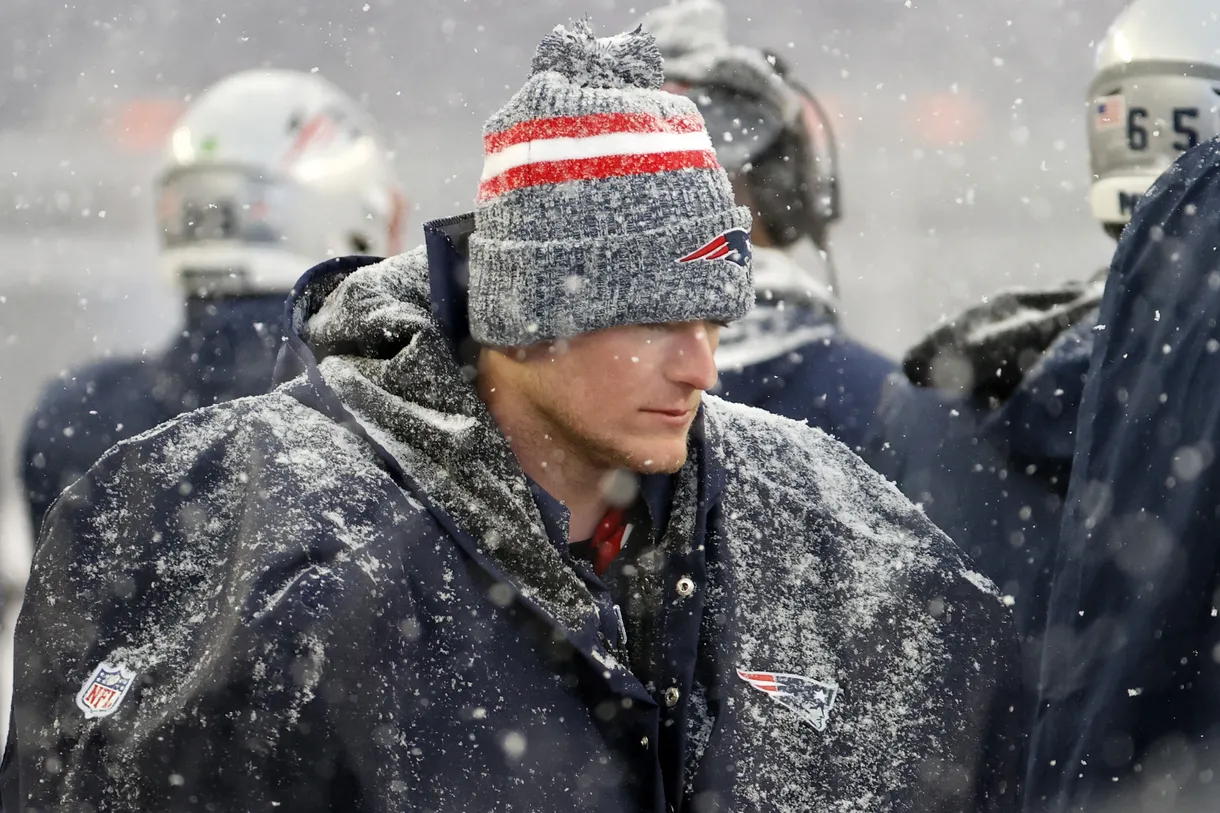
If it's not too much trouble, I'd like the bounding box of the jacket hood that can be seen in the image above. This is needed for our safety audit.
[278,246,601,634]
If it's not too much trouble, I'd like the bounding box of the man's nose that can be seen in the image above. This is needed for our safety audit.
[668,323,720,391]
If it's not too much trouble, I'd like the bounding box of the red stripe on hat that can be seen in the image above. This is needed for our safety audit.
[484,112,705,154]
[477,149,719,201]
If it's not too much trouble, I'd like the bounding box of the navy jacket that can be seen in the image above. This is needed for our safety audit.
[21,295,283,535]
[864,282,1103,674]
[6,217,1023,812]
[713,247,898,453]
[1029,139,1220,812]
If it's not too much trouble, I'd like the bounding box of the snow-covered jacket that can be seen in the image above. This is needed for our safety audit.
[1030,139,1220,813]
[714,246,899,453]
[21,295,284,536]
[5,219,1023,812]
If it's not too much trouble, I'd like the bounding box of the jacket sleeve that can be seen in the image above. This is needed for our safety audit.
[1028,177,1220,809]
[924,573,1027,813]
[976,609,1027,813]
[9,405,399,811]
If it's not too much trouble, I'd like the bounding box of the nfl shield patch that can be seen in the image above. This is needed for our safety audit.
[75,661,137,719]
[737,668,840,732]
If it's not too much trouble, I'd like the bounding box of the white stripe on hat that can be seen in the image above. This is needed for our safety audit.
[480,129,714,182]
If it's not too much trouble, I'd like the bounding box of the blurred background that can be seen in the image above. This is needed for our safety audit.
[0,0,1127,572]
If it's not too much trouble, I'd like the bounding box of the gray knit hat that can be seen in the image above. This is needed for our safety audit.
[468,20,754,346]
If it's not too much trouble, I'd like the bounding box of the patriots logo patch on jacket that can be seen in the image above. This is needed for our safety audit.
[679,228,752,268]
[737,668,840,732]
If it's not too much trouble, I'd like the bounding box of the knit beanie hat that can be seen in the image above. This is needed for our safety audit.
[468,20,754,347]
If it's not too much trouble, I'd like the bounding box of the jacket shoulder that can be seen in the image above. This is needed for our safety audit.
[21,355,167,533]
[706,393,924,524]
[31,388,425,684]
[85,389,388,496]
[703,397,1023,811]
[704,394,1006,607]
[24,355,160,445]
[17,390,442,807]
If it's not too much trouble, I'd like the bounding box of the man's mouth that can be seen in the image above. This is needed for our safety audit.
[642,407,694,425]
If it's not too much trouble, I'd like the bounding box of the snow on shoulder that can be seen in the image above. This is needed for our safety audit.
[21,385,398,800]
[703,393,1004,603]
[700,395,1015,810]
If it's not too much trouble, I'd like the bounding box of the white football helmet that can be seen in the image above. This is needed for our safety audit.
[157,69,406,296]
[1088,0,1220,237]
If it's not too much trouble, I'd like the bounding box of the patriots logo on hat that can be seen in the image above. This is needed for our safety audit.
[737,668,840,732]
[679,228,752,268]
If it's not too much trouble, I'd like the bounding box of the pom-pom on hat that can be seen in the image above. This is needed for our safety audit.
[468,20,754,347]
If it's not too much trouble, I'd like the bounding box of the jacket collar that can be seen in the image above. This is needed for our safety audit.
[529,466,677,550]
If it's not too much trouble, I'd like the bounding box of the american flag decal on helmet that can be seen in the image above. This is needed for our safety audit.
[737,668,840,732]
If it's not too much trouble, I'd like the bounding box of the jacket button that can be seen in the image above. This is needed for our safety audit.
[676,576,695,598]
[640,736,649,747]
[664,686,681,707]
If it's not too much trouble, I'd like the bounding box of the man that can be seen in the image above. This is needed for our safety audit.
[643,0,899,453]
[20,68,404,536]
[863,0,1212,672]
[1028,2,1220,809]
[6,21,1022,812]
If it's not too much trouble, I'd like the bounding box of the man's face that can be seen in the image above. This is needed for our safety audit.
[492,321,722,474]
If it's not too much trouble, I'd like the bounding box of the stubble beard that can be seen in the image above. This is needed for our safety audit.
[535,396,690,476]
